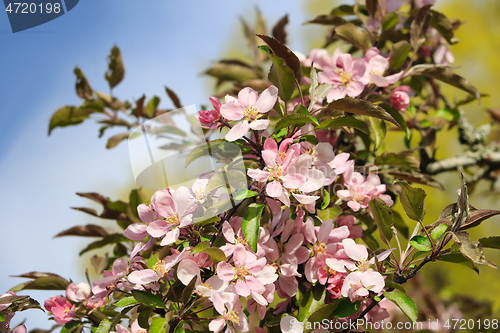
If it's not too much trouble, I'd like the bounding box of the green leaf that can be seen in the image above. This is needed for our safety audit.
[79,234,129,256]
[384,291,418,322]
[437,252,479,274]
[368,117,386,151]
[233,188,258,201]
[105,46,125,89]
[397,181,427,222]
[407,65,480,103]
[307,302,338,329]
[317,116,369,134]
[205,62,259,83]
[317,206,342,222]
[0,313,4,322]
[201,247,227,263]
[181,276,198,304]
[299,286,326,322]
[48,106,90,135]
[242,203,264,252]
[321,189,330,210]
[257,34,302,83]
[106,132,130,149]
[185,139,225,167]
[74,66,93,100]
[410,5,431,51]
[368,197,394,242]
[96,319,112,333]
[334,23,372,52]
[431,224,448,240]
[60,321,83,333]
[451,231,497,269]
[132,290,166,309]
[324,97,399,127]
[114,296,138,308]
[389,41,411,70]
[383,104,410,139]
[173,321,185,333]
[382,12,399,31]
[9,276,69,292]
[479,236,500,249]
[275,114,319,132]
[150,317,167,333]
[410,235,432,252]
[146,96,160,118]
[375,151,419,171]
[430,10,456,45]
[332,298,360,318]
[384,282,405,293]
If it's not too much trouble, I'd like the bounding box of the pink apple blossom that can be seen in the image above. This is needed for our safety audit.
[391,85,411,111]
[362,48,402,87]
[209,299,248,333]
[44,296,75,324]
[216,244,277,305]
[147,186,194,246]
[124,203,159,241]
[336,165,394,212]
[220,86,278,141]
[196,97,221,129]
[318,53,367,102]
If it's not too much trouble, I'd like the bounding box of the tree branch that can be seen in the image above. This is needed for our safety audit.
[424,151,500,175]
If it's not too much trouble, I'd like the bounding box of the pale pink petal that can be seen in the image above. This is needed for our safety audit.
[292,193,319,206]
[299,169,325,193]
[263,138,278,152]
[238,87,259,106]
[343,238,368,261]
[348,200,362,212]
[254,266,278,285]
[225,120,250,141]
[266,181,283,198]
[250,290,268,306]
[222,221,235,243]
[371,73,389,87]
[279,276,299,297]
[124,223,149,241]
[247,168,271,182]
[147,220,171,238]
[351,59,367,79]
[177,259,201,285]
[385,72,402,84]
[315,142,334,163]
[285,234,304,254]
[137,204,157,223]
[221,101,245,121]
[210,291,225,315]
[232,243,247,268]
[216,262,235,281]
[160,228,180,246]
[361,270,385,293]
[282,173,306,189]
[235,279,251,297]
[254,85,279,113]
[318,219,334,244]
[209,318,226,333]
[262,150,277,168]
[249,119,270,130]
[327,86,347,102]
[369,248,396,265]
[337,54,353,72]
[346,81,365,97]
[128,270,160,284]
[245,275,266,294]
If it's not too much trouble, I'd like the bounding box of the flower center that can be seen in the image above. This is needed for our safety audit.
[194,188,205,201]
[235,266,249,280]
[328,268,337,275]
[153,260,166,276]
[166,214,180,226]
[235,236,248,246]
[314,242,327,255]
[278,151,287,160]
[63,307,71,315]
[357,259,370,272]
[227,309,240,325]
[244,105,259,120]
[371,68,383,76]
[339,70,352,86]
[268,166,286,180]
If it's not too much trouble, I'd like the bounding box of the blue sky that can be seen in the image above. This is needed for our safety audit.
[0,0,334,329]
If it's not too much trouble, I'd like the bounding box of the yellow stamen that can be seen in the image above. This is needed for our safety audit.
[244,106,259,120]
[279,151,287,160]
[314,243,327,255]
[235,266,249,279]
[339,70,352,85]
[166,214,180,226]
[227,309,240,325]
[153,260,166,276]
[235,236,248,246]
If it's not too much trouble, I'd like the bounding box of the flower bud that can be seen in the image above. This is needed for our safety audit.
[391,85,411,111]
